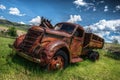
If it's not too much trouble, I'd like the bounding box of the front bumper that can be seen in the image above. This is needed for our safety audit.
[8,44,41,63]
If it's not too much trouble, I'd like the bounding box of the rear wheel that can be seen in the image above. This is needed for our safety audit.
[88,51,99,61]
[47,50,68,71]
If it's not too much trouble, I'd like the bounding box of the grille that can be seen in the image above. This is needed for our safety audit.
[19,29,42,52]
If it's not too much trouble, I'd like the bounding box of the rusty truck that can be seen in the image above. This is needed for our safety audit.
[10,17,104,70]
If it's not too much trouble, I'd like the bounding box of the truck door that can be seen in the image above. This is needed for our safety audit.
[70,28,84,57]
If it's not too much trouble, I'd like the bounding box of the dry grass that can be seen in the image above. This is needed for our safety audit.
[0,26,26,36]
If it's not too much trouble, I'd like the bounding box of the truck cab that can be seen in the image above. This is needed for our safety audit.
[54,22,85,58]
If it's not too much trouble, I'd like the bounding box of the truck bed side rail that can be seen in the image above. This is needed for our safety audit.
[83,33,104,49]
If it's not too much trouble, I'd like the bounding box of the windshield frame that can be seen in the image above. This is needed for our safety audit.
[54,23,76,34]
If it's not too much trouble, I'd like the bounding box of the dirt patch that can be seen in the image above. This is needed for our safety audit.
[0,26,8,31]
[17,30,26,36]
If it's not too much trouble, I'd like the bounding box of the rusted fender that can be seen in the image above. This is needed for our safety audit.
[44,40,70,60]
[14,34,25,48]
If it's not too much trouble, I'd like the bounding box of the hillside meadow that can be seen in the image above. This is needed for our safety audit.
[0,25,26,36]
[0,36,120,80]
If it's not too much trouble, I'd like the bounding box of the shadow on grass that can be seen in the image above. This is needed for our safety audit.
[5,52,47,75]
[13,54,45,70]
[6,52,69,75]
[69,63,80,67]
[6,51,95,76]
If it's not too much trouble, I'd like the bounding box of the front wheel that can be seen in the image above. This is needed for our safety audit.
[47,50,68,71]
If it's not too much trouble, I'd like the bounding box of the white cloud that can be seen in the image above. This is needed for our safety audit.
[97,1,104,4]
[29,16,41,25]
[104,6,108,12]
[0,4,6,10]
[100,1,104,3]
[67,15,82,23]
[0,16,5,20]
[113,10,116,13]
[84,6,93,11]
[9,7,25,16]
[73,0,88,7]
[93,7,96,11]
[18,21,25,24]
[73,0,94,11]
[85,19,120,43]
[116,5,120,11]
[73,0,94,7]
[86,19,120,31]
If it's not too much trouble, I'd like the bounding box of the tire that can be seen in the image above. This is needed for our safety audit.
[88,51,99,61]
[47,50,68,71]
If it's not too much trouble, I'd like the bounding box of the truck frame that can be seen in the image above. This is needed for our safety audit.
[10,18,104,70]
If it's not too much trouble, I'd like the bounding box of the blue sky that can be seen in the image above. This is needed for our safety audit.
[0,0,120,43]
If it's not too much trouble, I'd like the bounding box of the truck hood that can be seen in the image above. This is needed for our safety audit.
[31,26,72,38]
[29,26,72,47]
[40,32,67,47]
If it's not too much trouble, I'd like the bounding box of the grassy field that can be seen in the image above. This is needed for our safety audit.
[0,36,120,80]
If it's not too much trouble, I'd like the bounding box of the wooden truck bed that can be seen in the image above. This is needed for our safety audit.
[83,33,104,49]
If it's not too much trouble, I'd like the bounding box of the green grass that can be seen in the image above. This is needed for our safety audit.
[0,36,120,80]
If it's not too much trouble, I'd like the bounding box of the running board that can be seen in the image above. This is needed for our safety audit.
[71,57,83,63]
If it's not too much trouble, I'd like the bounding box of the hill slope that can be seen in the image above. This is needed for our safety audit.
[0,19,30,30]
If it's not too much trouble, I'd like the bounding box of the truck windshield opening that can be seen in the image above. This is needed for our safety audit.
[54,23,75,34]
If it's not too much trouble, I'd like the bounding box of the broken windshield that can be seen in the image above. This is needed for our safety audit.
[54,23,75,34]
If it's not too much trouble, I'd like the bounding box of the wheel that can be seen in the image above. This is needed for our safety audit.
[95,51,99,60]
[47,50,68,71]
[88,51,99,61]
